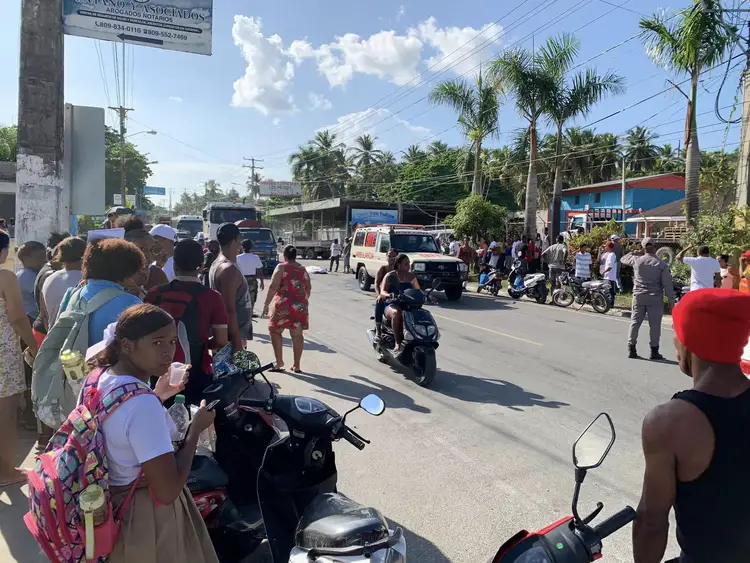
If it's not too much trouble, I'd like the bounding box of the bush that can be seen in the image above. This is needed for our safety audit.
[681,207,750,256]
[446,194,507,241]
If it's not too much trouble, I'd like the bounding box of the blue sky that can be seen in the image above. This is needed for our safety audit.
[0,0,744,208]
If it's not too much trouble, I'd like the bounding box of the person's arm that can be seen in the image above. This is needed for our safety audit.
[40,291,50,332]
[375,266,386,294]
[146,265,169,289]
[379,272,394,300]
[661,263,675,306]
[207,290,229,350]
[411,275,421,290]
[262,266,284,317]
[633,405,677,563]
[256,257,265,291]
[303,268,311,299]
[216,266,244,352]
[1,271,37,355]
[621,252,636,267]
[675,245,693,263]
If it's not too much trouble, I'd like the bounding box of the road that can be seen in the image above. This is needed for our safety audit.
[0,261,684,562]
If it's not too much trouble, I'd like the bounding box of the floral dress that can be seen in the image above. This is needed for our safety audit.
[0,298,25,398]
[269,262,311,331]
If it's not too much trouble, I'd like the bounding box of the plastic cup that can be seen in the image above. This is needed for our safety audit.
[169,362,189,387]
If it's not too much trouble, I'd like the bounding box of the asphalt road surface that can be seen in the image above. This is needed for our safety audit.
[0,261,684,562]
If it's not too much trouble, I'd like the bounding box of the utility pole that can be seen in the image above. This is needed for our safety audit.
[243,157,264,200]
[16,0,68,245]
[108,105,133,206]
[736,19,750,208]
[621,154,627,227]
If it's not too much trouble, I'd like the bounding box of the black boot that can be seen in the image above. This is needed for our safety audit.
[628,344,639,359]
[650,347,664,361]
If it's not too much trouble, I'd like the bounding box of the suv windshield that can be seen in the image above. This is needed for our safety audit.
[239,228,276,244]
[391,234,440,253]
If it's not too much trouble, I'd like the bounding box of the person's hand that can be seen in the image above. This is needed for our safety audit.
[23,347,36,367]
[261,304,270,318]
[153,365,190,402]
[376,293,387,302]
[260,280,265,291]
[665,301,674,313]
[190,400,216,433]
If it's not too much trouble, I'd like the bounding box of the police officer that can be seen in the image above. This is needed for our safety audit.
[621,237,675,359]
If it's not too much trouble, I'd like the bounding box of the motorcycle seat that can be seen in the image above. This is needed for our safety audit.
[295,493,389,550]
[582,280,608,289]
[188,453,229,492]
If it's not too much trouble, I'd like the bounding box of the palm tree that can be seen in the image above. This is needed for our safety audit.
[489,34,577,237]
[201,179,223,200]
[247,171,263,199]
[544,34,625,238]
[640,0,737,222]
[593,132,621,182]
[350,134,382,169]
[624,126,660,173]
[402,144,425,163]
[289,130,349,200]
[656,143,684,173]
[427,141,449,155]
[428,70,500,195]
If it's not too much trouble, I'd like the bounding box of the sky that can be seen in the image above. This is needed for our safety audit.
[0,0,745,209]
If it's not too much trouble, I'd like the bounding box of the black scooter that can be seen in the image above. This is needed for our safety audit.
[186,350,404,563]
[367,289,440,387]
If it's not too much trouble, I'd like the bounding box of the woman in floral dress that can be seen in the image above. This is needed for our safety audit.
[262,245,311,373]
[0,231,38,485]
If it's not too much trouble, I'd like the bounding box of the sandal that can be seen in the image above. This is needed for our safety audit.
[269,366,285,372]
[290,367,302,373]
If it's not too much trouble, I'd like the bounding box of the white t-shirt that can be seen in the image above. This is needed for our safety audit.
[449,240,460,257]
[574,252,592,279]
[156,256,175,282]
[683,256,720,290]
[42,268,83,326]
[330,243,341,257]
[237,252,263,276]
[98,371,178,486]
[600,252,618,281]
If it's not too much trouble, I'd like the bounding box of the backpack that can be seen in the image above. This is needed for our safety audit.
[32,285,123,429]
[24,367,153,563]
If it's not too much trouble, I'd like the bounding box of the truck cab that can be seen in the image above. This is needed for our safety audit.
[236,220,279,274]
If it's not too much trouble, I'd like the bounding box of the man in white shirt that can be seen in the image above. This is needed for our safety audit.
[574,243,592,280]
[677,245,721,291]
[448,234,460,258]
[329,238,342,272]
[149,224,177,281]
[237,238,265,315]
[600,241,618,307]
[511,235,523,259]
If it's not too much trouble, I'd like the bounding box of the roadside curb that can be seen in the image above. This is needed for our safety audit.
[465,282,674,328]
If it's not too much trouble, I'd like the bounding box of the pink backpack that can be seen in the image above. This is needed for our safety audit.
[24,367,155,563]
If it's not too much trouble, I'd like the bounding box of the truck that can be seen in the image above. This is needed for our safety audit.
[278,228,348,260]
[172,215,203,238]
[202,202,261,240]
[235,219,279,274]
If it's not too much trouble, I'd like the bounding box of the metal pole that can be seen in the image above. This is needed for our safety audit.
[621,154,626,230]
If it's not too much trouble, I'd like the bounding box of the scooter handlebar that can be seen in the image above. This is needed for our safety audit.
[341,427,367,451]
[593,506,636,540]
[245,362,277,379]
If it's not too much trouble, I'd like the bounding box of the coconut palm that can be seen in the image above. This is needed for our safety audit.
[544,33,625,238]
[350,135,382,169]
[640,0,737,222]
[489,34,578,237]
[593,132,621,182]
[402,144,426,163]
[428,70,500,195]
[624,126,660,173]
[289,130,349,200]
[427,141,449,155]
[656,143,684,173]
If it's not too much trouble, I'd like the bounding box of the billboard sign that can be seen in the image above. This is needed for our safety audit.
[351,208,399,226]
[144,186,166,196]
[258,181,302,197]
[62,0,214,56]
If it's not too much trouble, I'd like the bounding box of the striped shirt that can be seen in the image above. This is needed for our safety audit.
[575,252,592,279]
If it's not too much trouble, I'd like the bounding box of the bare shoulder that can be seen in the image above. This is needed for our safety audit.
[642,399,701,447]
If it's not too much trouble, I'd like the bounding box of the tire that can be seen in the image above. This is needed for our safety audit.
[553,288,575,308]
[305,249,316,260]
[476,285,484,293]
[412,347,437,387]
[535,285,548,304]
[508,287,520,300]
[444,286,463,301]
[656,246,676,264]
[591,292,610,314]
[358,267,373,291]
[375,347,389,363]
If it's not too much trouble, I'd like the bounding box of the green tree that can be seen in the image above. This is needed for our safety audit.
[105,126,152,208]
[544,33,625,238]
[0,126,17,162]
[624,126,660,173]
[402,144,425,163]
[289,130,349,200]
[428,70,500,195]
[446,194,507,240]
[640,0,737,222]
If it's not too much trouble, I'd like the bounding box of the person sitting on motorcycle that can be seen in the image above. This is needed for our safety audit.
[374,248,399,341]
[379,253,421,355]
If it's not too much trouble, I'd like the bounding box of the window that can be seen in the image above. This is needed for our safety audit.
[353,231,366,247]
[364,232,377,247]
[574,195,580,205]
[378,234,391,253]
[594,192,601,203]
[391,234,439,253]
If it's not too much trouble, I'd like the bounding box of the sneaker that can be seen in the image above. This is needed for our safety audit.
[628,345,639,359]
[650,347,664,361]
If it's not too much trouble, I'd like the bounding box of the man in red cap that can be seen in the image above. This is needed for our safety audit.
[633,288,750,563]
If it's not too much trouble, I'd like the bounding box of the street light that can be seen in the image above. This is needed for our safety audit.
[125,129,157,139]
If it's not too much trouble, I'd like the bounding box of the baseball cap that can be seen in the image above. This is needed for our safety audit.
[489,241,497,248]
[149,224,176,241]
[610,234,621,241]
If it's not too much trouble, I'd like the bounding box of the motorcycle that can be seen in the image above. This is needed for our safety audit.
[488,413,635,562]
[507,260,548,304]
[552,272,611,314]
[188,350,405,563]
[367,288,440,387]
[477,266,503,296]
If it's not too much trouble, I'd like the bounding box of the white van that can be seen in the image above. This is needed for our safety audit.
[350,225,467,301]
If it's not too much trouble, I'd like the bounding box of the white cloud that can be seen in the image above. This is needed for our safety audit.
[412,17,504,76]
[288,39,315,63]
[272,117,281,126]
[308,93,332,111]
[396,5,406,22]
[169,96,183,103]
[318,107,429,141]
[231,16,298,115]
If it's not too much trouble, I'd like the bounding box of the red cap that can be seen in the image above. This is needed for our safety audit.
[672,288,750,364]
[743,249,750,258]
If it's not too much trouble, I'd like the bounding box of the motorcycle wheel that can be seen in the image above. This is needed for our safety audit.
[591,292,610,314]
[476,285,484,293]
[535,286,547,304]
[375,346,389,363]
[412,347,437,387]
[507,287,520,300]
[553,288,574,308]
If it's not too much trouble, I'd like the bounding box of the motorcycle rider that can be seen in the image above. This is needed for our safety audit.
[633,288,750,563]
[374,248,399,341]
[379,253,421,355]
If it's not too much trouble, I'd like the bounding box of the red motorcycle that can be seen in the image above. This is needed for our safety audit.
[490,413,636,563]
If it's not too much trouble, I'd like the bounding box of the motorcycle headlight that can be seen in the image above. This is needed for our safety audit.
[412,262,426,272]
[458,262,468,272]
[414,324,428,337]
[426,325,437,337]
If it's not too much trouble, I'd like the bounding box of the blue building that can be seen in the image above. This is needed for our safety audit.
[552,173,685,235]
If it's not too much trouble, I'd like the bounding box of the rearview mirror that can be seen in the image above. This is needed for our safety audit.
[573,413,615,470]
[360,394,385,416]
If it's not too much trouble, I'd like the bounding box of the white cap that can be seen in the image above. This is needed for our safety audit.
[610,234,621,241]
[489,241,497,248]
[150,224,177,241]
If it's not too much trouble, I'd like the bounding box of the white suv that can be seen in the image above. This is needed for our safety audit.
[350,225,467,301]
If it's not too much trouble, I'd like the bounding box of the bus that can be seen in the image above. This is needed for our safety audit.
[172,215,203,237]
[202,202,261,240]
